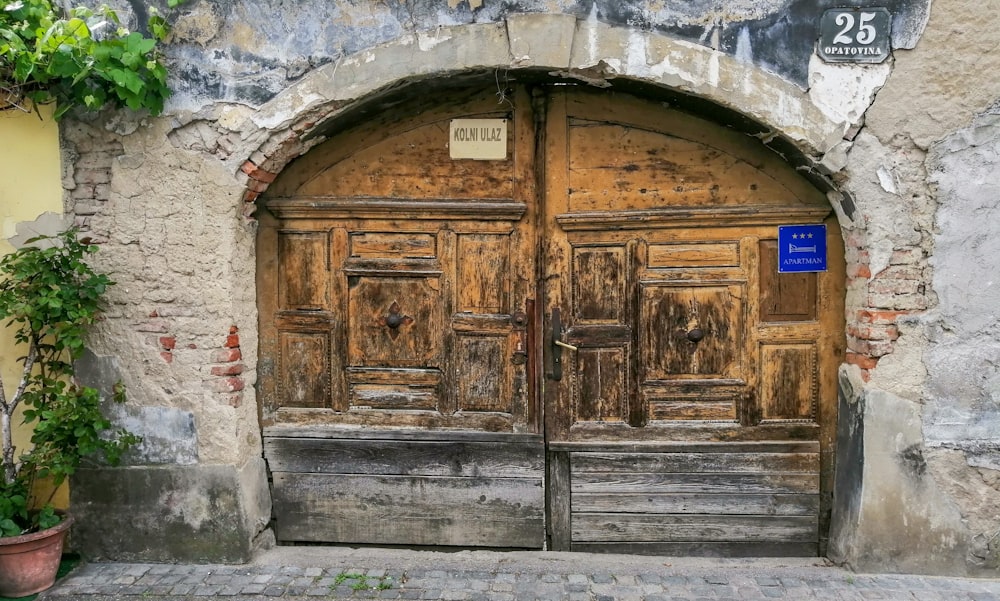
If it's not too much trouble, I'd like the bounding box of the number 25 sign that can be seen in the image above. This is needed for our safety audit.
[818,7,891,63]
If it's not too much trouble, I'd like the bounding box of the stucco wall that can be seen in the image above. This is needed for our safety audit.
[0,105,69,508]
[48,0,1000,573]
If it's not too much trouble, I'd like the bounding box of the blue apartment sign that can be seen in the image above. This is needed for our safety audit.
[778,225,827,273]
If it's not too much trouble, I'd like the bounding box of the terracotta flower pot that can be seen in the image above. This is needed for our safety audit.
[0,514,73,597]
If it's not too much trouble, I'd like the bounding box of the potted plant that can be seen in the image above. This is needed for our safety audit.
[0,228,139,597]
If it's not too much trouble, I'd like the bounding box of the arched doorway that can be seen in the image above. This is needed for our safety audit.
[256,80,845,555]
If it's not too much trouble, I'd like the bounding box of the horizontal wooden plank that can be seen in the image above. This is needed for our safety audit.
[648,243,740,268]
[571,472,819,495]
[572,492,819,516]
[451,313,512,334]
[571,513,817,543]
[264,425,541,442]
[350,232,437,258]
[264,436,544,476]
[557,421,821,443]
[565,325,631,346]
[350,384,437,411]
[649,400,736,421]
[270,408,516,431]
[570,541,818,557]
[556,206,831,230]
[268,197,527,221]
[547,440,820,453]
[272,473,544,548]
[571,452,820,474]
[346,368,441,386]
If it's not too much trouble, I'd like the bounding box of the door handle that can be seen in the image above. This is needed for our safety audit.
[550,308,576,381]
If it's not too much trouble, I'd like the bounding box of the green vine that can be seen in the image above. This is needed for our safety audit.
[0,0,175,118]
[0,229,140,537]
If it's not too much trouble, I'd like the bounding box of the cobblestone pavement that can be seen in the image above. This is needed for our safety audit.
[38,546,1000,601]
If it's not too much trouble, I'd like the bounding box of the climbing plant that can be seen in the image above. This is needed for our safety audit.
[0,0,175,118]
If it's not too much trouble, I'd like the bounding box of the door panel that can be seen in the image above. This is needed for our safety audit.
[259,88,544,547]
[542,89,843,555]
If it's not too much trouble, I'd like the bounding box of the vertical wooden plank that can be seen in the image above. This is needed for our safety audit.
[628,239,645,428]
[573,247,626,322]
[742,235,761,427]
[542,90,573,440]
[574,348,626,422]
[760,344,817,420]
[331,227,349,411]
[547,450,572,551]
[256,209,280,422]
[818,214,846,555]
[279,332,329,408]
[456,234,509,313]
[512,85,540,434]
[759,239,817,322]
[439,227,458,416]
[278,231,330,310]
[456,336,508,412]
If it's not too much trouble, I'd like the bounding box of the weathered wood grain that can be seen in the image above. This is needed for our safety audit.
[264,436,544,477]
[572,492,820,516]
[570,451,820,474]
[272,473,544,547]
[571,513,817,543]
[571,541,818,557]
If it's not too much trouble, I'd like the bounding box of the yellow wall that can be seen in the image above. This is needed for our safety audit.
[0,104,67,507]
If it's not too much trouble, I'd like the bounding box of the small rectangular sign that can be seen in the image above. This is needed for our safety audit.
[818,7,891,64]
[449,119,507,160]
[778,224,828,273]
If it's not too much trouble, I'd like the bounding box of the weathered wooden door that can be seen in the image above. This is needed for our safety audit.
[540,90,844,555]
[258,88,546,547]
[257,83,844,554]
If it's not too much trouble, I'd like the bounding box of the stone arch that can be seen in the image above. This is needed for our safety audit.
[234,15,848,211]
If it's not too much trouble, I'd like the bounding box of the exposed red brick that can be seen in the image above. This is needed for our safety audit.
[210,377,245,393]
[149,310,159,318]
[211,363,245,377]
[240,161,278,183]
[225,334,240,348]
[213,348,242,363]
[159,336,176,351]
[847,263,871,279]
[848,323,899,342]
[160,351,174,364]
[246,178,270,193]
[229,325,239,334]
[242,190,260,203]
[846,351,879,370]
[188,344,197,349]
[856,309,913,325]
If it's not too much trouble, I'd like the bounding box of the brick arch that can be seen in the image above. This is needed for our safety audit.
[235,15,847,215]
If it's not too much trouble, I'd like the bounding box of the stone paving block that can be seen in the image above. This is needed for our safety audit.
[192,584,223,596]
[147,565,175,575]
[306,586,331,596]
[169,583,196,595]
[263,584,286,596]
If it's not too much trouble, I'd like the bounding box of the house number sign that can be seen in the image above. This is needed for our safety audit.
[818,7,891,64]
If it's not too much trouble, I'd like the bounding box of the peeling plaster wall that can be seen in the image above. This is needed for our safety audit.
[825,0,1000,576]
[54,0,1000,572]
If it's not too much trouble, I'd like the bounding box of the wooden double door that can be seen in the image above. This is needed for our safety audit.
[258,85,844,555]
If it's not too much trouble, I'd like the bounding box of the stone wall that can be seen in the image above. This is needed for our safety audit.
[42,0,1000,573]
